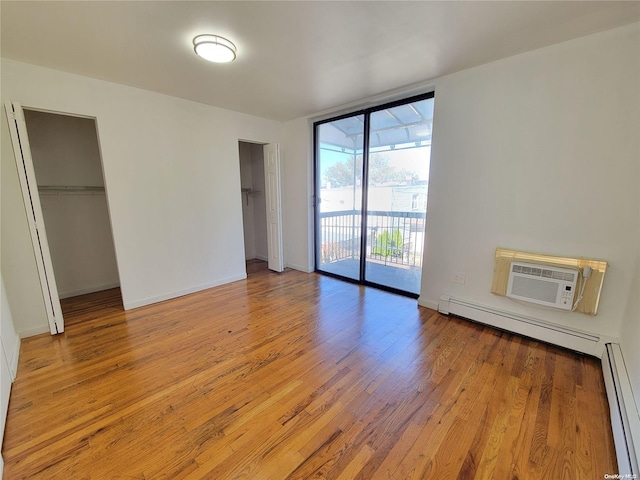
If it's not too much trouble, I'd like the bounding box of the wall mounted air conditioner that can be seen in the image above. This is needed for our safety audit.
[507,262,578,311]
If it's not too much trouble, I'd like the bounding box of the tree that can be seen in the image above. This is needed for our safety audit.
[324,156,362,187]
[372,229,405,257]
[324,154,418,187]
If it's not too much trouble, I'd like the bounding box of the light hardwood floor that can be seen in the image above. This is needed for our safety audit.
[2,261,617,479]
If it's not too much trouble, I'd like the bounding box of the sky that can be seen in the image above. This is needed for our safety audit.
[318,143,432,186]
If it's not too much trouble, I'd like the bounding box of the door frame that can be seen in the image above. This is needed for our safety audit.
[237,140,284,273]
[4,102,121,334]
[4,102,64,334]
[313,92,435,298]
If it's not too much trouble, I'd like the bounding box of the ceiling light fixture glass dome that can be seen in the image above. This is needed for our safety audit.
[193,34,237,63]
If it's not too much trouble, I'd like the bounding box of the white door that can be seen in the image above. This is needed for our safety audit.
[4,102,64,334]
[264,143,284,272]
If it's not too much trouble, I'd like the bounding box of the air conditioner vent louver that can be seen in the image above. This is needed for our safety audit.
[507,262,578,310]
[512,264,575,283]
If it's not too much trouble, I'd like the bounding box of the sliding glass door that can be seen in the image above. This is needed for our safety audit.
[315,114,365,281]
[315,93,434,296]
[364,100,433,293]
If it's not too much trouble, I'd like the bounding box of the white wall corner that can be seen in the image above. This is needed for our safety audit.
[286,263,313,274]
[438,295,451,315]
[19,325,50,339]
[123,273,247,311]
[9,337,20,381]
[58,282,120,300]
[417,296,439,311]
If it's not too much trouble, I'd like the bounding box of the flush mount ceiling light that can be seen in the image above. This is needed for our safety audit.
[193,34,237,63]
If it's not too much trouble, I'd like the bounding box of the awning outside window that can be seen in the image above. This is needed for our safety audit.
[319,100,433,153]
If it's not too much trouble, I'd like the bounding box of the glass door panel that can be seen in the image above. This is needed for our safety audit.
[364,98,434,294]
[315,115,365,281]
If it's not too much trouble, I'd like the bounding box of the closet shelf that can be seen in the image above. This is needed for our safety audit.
[38,185,105,195]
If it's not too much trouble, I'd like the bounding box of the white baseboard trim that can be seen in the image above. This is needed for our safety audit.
[123,274,247,310]
[417,297,439,311]
[245,255,268,262]
[58,282,121,299]
[602,343,640,476]
[438,295,612,357]
[286,263,312,273]
[19,325,50,339]
[0,452,4,479]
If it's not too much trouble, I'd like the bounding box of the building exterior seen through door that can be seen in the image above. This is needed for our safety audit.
[314,93,434,296]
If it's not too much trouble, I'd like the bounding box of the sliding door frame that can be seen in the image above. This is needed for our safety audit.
[313,91,435,298]
[313,108,366,285]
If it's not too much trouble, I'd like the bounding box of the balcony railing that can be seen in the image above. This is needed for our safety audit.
[318,210,426,268]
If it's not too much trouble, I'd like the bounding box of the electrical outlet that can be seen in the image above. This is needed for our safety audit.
[453,271,466,285]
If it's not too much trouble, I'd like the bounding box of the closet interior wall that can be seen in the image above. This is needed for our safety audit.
[239,142,267,262]
[24,110,120,299]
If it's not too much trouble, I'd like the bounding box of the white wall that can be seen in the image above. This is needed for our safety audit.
[1,276,21,379]
[281,117,314,272]
[620,256,640,415]
[1,59,282,334]
[24,110,105,186]
[420,23,639,339]
[25,110,120,298]
[39,195,120,298]
[1,274,20,461]
[0,279,20,386]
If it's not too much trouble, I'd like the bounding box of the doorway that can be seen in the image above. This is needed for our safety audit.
[238,141,284,275]
[7,105,122,332]
[239,141,268,275]
[314,93,434,296]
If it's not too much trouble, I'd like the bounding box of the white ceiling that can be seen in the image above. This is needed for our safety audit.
[2,1,638,121]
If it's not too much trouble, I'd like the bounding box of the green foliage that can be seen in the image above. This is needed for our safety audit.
[324,154,418,188]
[372,229,404,257]
[324,156,362,188]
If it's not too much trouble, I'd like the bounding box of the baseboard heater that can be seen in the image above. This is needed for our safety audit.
[602,343,639,476]
[438,296,605,356]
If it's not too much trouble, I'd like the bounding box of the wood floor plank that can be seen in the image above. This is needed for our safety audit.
[472,375,521,479]
[508,347,545,480]
[2,262,617,479]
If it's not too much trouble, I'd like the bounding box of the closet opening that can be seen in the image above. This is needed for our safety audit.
[238,141,268,276]
[23,108,123,322]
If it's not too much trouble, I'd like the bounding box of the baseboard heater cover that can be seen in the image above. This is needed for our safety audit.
[602,343,639,476]
[438,295,607,356]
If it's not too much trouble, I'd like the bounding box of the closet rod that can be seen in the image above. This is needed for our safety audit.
[38,185,105,195]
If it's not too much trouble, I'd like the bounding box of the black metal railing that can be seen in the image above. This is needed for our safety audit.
[318,210,426,268]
